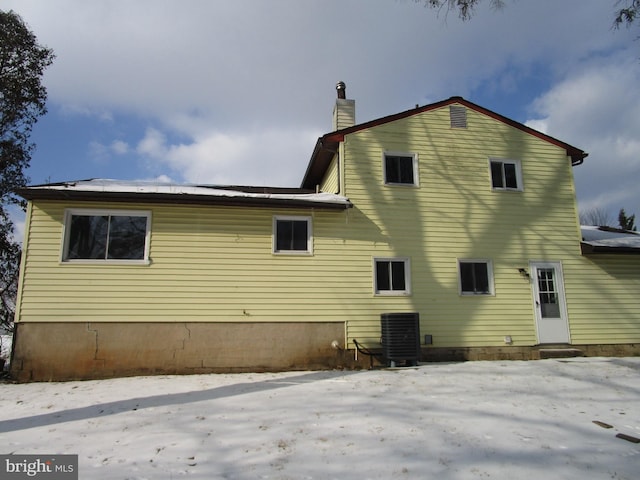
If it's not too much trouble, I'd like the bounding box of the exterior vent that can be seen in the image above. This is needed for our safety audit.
[381,312,421,367]
[450,105,467,128]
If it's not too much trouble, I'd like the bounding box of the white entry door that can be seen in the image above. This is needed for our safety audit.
[531,262,570,344]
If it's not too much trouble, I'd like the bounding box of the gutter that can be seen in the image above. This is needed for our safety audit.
[580,242,640,255]
[16,187,353,211]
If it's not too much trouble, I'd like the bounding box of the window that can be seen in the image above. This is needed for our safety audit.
[63,209,151,263]
[374,258,411,295]
[458,260,494,295]
[383,152,418,186]
[273,216,312,254]
[490,159,522,191]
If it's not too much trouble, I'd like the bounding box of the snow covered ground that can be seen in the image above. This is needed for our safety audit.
[1,357,639,479]
[0,335,10,370]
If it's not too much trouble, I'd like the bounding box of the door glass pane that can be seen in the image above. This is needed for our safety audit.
[537,268,560,318]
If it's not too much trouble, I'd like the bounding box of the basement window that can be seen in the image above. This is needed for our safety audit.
[458,259,494,295]
[383,152,418,186]
[62,209,151,263]
[273,216,312,254]
[490,159,523,191]
[374,258,411,295]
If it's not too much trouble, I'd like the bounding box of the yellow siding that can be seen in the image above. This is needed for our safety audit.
[336,104,587,347]
[319,154,339,194]
[17,103,640,350]
[17,201,357,324]
[563,255,640,343]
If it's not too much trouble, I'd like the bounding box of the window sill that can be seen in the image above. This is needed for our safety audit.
[384,182,418,188]
[60,259,152,266]
[374,291,412,297]
[491,187,523,193]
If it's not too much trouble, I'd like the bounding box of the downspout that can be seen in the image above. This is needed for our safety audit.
[336,145,342,196]
[570,151,588,167]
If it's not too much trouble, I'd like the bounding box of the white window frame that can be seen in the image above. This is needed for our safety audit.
[61,208,151,265]
[382,151,419,187]
[272,215,313,255]
[489,158,523,191]
[373,257,411,296]
[458,259,495,296]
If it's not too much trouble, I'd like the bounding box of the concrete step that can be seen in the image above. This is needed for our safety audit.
[536,348,584,359]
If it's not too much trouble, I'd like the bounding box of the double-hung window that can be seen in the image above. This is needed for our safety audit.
[62,209,151,263]
[374,258,411,295]
[490,159,522,191]
[458,259,494,295]
[383,152,418,186]
[273,216,312,254]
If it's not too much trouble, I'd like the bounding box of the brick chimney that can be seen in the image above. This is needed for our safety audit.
[332,81,355,131]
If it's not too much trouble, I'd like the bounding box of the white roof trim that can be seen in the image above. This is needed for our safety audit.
[581,225,640,249]
[26,179,352,207]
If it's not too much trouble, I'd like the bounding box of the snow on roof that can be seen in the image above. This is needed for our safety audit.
[20,179,352,209]
[580,225,640,250]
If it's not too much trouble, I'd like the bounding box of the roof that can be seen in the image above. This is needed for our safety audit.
[301,96,588,189]
[17,179,353,210]
[580,225,640,254]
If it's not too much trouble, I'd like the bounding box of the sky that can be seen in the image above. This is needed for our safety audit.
[4,0,640,229]
[1,355,639,479]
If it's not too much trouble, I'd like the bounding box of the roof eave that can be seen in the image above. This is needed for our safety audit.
[16,188,352,210]
[580,242,640,255]
[300,135,341,189]
[301,96,588,188]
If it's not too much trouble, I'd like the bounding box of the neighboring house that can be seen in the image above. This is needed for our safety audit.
[11,84,640,381]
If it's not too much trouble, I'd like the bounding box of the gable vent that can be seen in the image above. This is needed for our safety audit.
[450,105,467,128]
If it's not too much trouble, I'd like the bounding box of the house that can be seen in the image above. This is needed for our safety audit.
[10,83,640,381]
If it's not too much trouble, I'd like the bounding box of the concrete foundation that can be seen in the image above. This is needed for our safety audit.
[352,344,640,368]
[9,322,640,381]
[10,322,347,382]
[420,344,640,363]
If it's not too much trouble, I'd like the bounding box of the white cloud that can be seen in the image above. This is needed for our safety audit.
[89,139,130,164]
[6,204,26,246]
[526,53,640,217]
[111,140,129,155]
[136,128,167,158]
[524,119,548,135]
[6,0,640,214]
[149,174,174,184]
[10,0,635,126]
[136,127,319,187]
